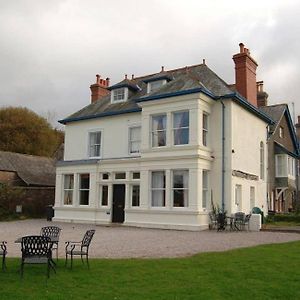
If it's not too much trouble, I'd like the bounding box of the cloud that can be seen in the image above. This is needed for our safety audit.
[0,0,299,126]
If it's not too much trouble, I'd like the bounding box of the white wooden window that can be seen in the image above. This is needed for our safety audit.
[203,113,209,146]
[202,170,209,209]
[173,111,189,145]
[63,174,74,205]
[151,114,167,147]
[151,171,166,207]
[279,126,284,138]
[172,170,189,207]
[131,185,140,207]
[147,80,166,93]
[115,172,126,180]
[79,174,90,205]
[89,131,101,158]
[129,126,141,154]
[288,156,295,177]
[111,87,128,103]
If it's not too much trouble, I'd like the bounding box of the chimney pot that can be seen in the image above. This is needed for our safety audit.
[203,59,206,65]
[239,43,245,53]
[96,74,100,84]
[125,74,128,80]
[161,66,164,72]
[131,74,134,80]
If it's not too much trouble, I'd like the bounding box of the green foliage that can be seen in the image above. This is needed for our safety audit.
[266,213,300,224]
[0,183,24,219]
[0,106,64,157]
[1,241,300,299]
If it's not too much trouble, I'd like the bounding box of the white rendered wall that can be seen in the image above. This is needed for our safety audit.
[64,113,141,161]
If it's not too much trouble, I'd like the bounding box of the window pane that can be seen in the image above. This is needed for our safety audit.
[113,88,125,101]
[64,191,73,205]
[80,174,90,189]
[64,174,74,189]
[115,173,126,179]
[132,172,140,179]
[173,189,188,207]
[132,185,140,206]
[151,190,165,207]
[203,114,208,130]
[89,131,101,157]
[149,80,164,92]
[102,185,108,206]
[202,170,209,208]
[80,191,89,205]
[173,170,188,189]
[152,172,165,188]
[174,128,189,145]
[152,115,166,131]
[173,111,189,128]
[102,173,109,180]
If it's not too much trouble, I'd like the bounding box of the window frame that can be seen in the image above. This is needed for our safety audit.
[78,173,90,206]
[100,185,109,207]
[172,169,189,208]
[129,126,141,154]
[63,174,74,206]
[235,184,242,207]
[147,79,166,93]
[202,113,209,147]
[131,184,140,207]
[151,114,167,148]
[111,87,128,103]
[172,111,189,146]
[151,171,166,207]
[202,170,209,209]
[88,130,102,158]
[275,154,288,177]
[260,141,264,180]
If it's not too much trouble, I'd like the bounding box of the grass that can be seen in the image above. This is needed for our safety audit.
[1,241,300,300]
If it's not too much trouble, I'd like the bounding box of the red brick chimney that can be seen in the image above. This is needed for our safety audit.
[233,43,258,107]
[90,74,110,103]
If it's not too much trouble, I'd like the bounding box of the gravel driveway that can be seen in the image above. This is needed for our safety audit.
[1,219,300,258]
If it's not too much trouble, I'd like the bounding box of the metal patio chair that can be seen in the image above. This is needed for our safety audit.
[20,235,55,278]
[65,229,95,269]
[242,214,252,231]
[234,212,246,231]
[40,226,61,260]
[0,241,7,271]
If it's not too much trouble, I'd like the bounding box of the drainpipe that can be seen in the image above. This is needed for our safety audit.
[221,101,225,212]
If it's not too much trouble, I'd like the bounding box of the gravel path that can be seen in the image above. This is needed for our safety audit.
[1,219,300,258]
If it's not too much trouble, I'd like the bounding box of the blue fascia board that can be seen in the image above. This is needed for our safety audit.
[134,87,216,103]
[59,107,141,124]
[219,92,275,125]
[107,83,139,91]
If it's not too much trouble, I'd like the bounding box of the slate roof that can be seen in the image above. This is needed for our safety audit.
[60,63,273,124]
[259,104,286,131]
[0,151,56,186]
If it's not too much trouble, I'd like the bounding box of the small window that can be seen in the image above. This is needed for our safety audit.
[102,173,109,180]
[79,174,90,205]
[203,113,209,146]
[132,172,140,180]
[101,185,108,206]
[89,131,101,158]
[115,172,126,180]
[202,170,209,209]
[279,126,284,138]
[172,170,189,207]
[250,186,255,209]
[131,185,140,207]
[111,87,127,103]
[235,184,242,207]
[129,126,141,154]
[173,111,189,145]
[147,80,166,93]
[63,174,74,205]
[151,114,167,147]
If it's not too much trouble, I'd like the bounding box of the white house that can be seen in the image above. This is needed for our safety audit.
[54,43,273,230]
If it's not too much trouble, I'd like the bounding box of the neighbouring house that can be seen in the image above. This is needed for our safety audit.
[54,43,273,230]
[0,151,56,216]
[258,104,300,213]
[295,116,300,209]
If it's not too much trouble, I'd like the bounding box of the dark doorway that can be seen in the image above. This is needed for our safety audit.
[112,184,125,223]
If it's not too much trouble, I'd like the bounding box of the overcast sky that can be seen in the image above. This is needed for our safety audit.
[0,0,299,127]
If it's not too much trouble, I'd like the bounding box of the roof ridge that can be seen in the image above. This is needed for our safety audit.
[0,150,54,161]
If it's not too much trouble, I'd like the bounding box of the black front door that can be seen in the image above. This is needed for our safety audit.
[112,184,125,223]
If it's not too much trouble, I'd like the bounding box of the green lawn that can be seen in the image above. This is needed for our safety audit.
[1,241,300,300]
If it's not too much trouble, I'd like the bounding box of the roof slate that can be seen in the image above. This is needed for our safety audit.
[60,64,233,124]
[0,151,56,186]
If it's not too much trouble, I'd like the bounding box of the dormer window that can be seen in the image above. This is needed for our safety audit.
[147,80,166,93]
[111,87,128,103]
